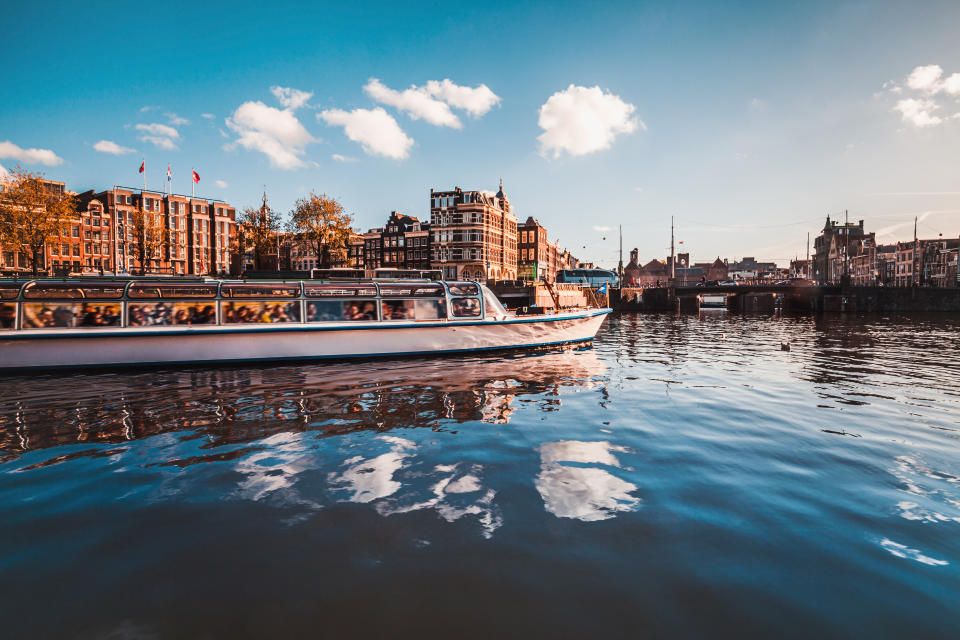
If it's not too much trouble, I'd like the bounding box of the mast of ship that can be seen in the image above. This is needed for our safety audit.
[618,224,623,280]
[670,216,675,281]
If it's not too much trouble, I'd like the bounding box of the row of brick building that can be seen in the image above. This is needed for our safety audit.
[290,181,579,282]
[812,215,959,287]
[2,176,579,282]
[1,178,236,277]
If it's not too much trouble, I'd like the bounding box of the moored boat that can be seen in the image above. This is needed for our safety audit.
[0,279,611,371]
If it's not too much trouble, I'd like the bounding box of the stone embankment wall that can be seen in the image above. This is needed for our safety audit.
[612,286,960,314]
[839,287,960,313]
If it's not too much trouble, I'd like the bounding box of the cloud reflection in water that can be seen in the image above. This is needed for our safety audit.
[535,440,640,522]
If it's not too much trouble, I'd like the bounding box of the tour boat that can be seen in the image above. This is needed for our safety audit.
[0,279,611,371]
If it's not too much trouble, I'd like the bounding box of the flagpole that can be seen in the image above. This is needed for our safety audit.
[191,167,195,199]
[142,158,146,193]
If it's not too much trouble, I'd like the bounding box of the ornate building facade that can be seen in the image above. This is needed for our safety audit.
[429,182,518,281]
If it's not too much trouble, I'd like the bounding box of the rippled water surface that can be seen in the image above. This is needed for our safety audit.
[3,312,960,638]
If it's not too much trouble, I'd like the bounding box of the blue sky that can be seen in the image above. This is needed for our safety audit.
[2,0,959,267]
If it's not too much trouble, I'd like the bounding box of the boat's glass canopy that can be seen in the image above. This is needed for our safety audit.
[0,279,504,331]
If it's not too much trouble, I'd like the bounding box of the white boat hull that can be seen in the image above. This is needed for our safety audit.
[0,309,610,371]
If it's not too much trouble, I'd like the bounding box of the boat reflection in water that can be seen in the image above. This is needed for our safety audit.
[1,346,632,535]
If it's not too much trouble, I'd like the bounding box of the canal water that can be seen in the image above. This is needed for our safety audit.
[2,312,959,638]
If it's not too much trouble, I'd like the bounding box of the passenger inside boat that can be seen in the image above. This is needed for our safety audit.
[22,302,123,328]
[222,301,301,324]
[451,297,481,317]
[1,303,17,329]
[382,300,413,320]
[129,302,218,326]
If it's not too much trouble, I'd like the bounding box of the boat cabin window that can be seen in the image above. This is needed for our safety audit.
[306,299,377,322]
[304,283,378,298]
[221,300,301,324]
[128,283,219,299]
[129,302,217,326]
[1,302,16,329]
[0,283,22,300]
[450,297,481,318]
[377,283,445,298]
[22,282,125,299]
[221,284,301,298]
[21,301,122,328]
[447,283,479,297]
[380,298,447,321]
[376,283,446,320]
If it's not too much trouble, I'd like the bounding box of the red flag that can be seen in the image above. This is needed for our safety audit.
[139,161,145,174]
[167,165,171,179]
[192,170,200,183]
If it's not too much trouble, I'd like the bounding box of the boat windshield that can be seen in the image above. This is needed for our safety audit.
[480,285,509,320]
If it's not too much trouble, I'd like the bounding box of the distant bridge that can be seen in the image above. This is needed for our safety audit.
[672,284,837,296]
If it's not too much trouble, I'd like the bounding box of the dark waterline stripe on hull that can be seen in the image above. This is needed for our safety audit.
[0,309,612,341]
[0,336,596,374]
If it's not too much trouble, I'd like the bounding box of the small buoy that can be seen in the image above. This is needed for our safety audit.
[781,342,791,351]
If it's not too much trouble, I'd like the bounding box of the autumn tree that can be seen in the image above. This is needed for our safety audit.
[0,166,75,275]
[130,204,170,275]
[288,192,353,269]
[236,194,281,270]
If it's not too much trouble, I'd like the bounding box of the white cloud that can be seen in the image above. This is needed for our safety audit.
[944,73,960,96]
[894,98,943,127]
[537,85,642,158]
[136,123,179,138]
[136,123,180,149]
[319,107,413,160]
[270,86,313,110]
[225,100,318,169]
[887,65,960,128]
[139,136,177,150]
[881,80,902,94]
[363,78,501,128]
[332,153,358,163]
[201,113,215,120]
[423,79,500,117]
[215,179,228,188]
[364,78,461,128]
[0,163,8,181]
[906,65,943,93]
[593,225,612,232]
[0,140,64,166]
[139,105,159,113]
[93,140,136,155]
[164,112,190,126]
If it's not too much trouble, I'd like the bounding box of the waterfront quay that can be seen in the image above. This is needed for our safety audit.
[2,312,959,638]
